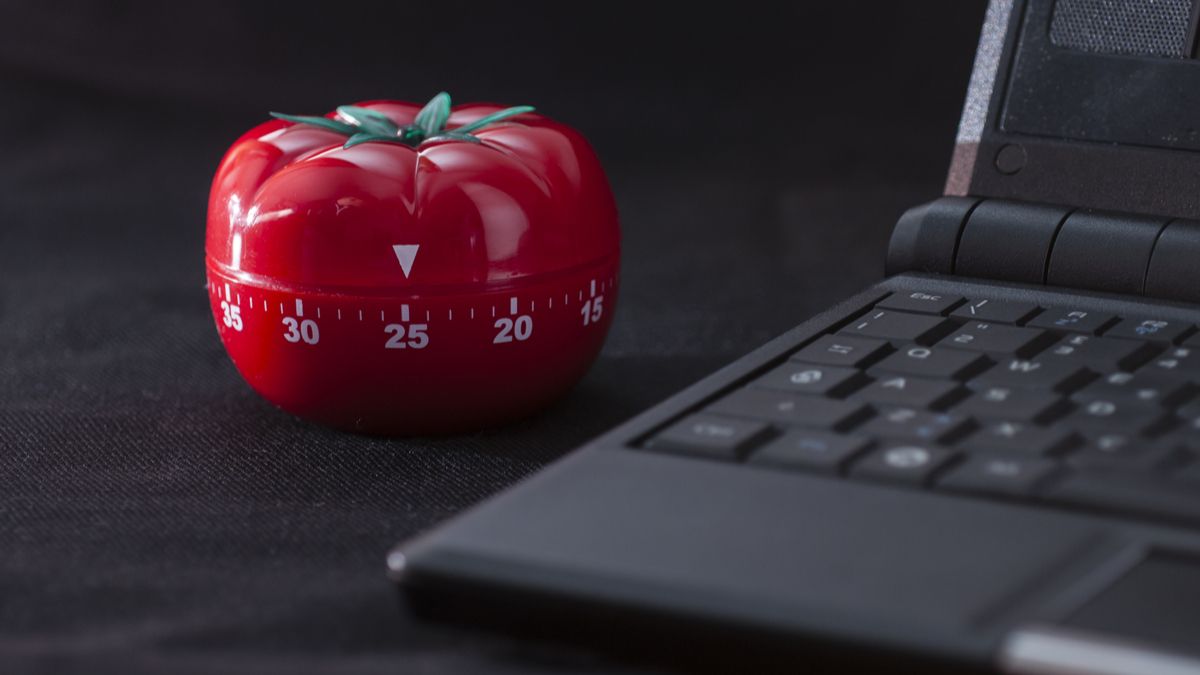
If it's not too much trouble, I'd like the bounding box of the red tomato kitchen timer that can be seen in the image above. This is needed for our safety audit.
[205,93,620,434]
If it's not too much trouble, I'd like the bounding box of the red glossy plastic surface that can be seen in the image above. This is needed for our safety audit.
[205,100,619,434]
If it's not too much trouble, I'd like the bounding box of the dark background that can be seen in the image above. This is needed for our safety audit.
[0,2,986,672]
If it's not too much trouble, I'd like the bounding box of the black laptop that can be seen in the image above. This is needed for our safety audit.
[389,1,1200,672]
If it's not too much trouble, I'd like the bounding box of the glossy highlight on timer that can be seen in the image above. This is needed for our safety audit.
[205,93,620,434]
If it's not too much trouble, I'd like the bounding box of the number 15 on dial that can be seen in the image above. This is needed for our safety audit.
[581,295,603,326]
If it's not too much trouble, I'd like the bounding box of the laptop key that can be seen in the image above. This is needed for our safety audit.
[876,291,964,316]
[850,444,958,486]
[1027,308,1117,335]
[751,363,865,397]
[1042,334,1158,371]
[871,345,991,380]
[972,357,1094,392]
[646,414,772,460]
[748,431,872,474]
[938,456,1059,497]
[954,387,1068,423]
[1158,427,1200,454]
[1062,398,1162,434]
[958,388,1068,424]
[860,406,973,444]
[1138,346,1200,381]
[840,310,951,345]
[707,389,870,431]
[1103,317,1194,345]
[1075,430,1139,454]
[940,321,1052,357]
[951,299,1041,325]
[1066,443,1178,472]
[1175,401,1200,433]
[1176,461,1200,483]
[1042,473,1200,526]
[790,334,892,369]
[1072,371,1192,409]
[855,375,963,410]
[960,420,1077,456]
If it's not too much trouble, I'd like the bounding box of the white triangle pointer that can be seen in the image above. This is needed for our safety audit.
[392,244,419,278]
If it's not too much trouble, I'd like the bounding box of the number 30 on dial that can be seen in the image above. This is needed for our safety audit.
[282,316,319,344]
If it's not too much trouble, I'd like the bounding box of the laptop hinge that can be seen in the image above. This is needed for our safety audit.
[886,197,1200,303]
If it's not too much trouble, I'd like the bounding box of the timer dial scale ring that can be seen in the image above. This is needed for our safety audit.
[205,95,620,434]
[206,261,617,435]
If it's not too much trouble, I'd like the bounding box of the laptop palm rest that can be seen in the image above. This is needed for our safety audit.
[397,449,1115,661]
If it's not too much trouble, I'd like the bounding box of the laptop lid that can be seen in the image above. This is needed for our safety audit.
[947,0,1200,221]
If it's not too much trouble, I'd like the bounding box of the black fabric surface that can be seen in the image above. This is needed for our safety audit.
[0,3,986,672]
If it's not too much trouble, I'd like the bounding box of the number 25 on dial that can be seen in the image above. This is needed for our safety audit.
[384,323,429,349]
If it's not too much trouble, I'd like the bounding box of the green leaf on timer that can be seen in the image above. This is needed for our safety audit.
[343,133,408,148]
[271,93,535,149]
[453,106,535,135]
[269,113,357,135]
[335,105,400,137]
[425,132,483,144]
[413,92,452,137]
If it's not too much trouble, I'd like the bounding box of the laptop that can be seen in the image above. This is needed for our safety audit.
[388,1,1200,672]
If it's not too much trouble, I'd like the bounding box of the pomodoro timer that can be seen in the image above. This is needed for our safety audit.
[205,93,620,434]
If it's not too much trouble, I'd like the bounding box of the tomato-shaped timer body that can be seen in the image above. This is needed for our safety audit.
[205,94,619,434]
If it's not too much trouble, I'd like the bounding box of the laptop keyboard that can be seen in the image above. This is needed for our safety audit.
[642,291,1200,529]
